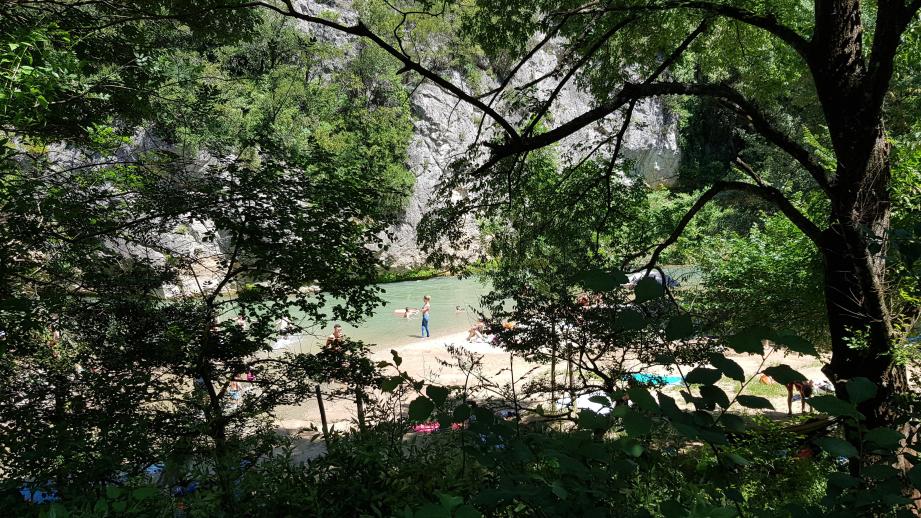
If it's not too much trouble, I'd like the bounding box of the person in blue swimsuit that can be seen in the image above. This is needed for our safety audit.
[421,295,431,338]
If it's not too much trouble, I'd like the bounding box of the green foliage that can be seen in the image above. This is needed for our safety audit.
[0,24,79,134]
[4,2,921,516]
[378,266,447,284]
[0,4,413,511]
[689,213,829,349]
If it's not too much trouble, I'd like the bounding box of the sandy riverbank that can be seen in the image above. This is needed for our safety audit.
[274,331,534,430]
[273,328,828,440]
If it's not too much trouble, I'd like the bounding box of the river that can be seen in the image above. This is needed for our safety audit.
[276,276,491,353]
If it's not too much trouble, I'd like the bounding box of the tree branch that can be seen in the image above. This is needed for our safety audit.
[523,16,638,137]
[493,81,831,194]
[249,0,521,139]
[557,0,811,60]
[865,0,921,121]
[623,180,824,272]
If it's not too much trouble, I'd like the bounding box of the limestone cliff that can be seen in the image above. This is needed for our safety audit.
[294,1,680,268]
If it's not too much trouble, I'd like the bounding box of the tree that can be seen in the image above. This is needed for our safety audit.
[243,0,921,430]
[1,4,412,510]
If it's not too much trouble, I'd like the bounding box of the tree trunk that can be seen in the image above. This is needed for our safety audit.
[819,131,899,430]
[316,384,330,442]
[820,228,905,426]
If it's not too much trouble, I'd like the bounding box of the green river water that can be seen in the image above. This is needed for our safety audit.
[274,266,699,353]
[276,276,492,353]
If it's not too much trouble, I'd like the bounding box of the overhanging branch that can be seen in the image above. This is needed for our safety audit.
[556,0,811,60]
[623,180,824,272]
[242,0,522,139]
[494,81,832,195]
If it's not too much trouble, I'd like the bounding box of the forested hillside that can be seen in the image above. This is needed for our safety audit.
[2,1,921,517]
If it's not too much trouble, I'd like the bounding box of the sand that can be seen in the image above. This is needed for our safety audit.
[274,331,531,429]
[273,331,829,441]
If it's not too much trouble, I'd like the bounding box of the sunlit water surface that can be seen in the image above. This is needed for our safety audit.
[277,276,492,353]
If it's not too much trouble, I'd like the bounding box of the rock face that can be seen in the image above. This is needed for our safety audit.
[295,1,681,269]
[114,1,679,279]
[380,44,681,268]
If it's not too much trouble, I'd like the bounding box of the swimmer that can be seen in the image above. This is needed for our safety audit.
[395,307,418,318]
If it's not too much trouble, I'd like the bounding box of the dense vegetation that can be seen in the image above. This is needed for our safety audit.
[2,1,921,517]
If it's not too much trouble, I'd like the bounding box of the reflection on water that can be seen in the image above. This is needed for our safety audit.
[278,276,491,353]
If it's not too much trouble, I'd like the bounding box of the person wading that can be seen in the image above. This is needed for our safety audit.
[420,295,431,338]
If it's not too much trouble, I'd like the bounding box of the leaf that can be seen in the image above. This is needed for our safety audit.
[863,427,903,451]
[577,269,628,291]
[438,493,463,509]
[623,409,653,436]
[721,414,746,433]
[131,487,158,500]
[657,392,683,419]
[627,387,659,412]
[685,367,722,385]
[709,353,745,382]
[408,396,435,421]
[846,377,877,405]
[615,308,646,330]
[454,504,482,518]
[774,333,819,356]
[634,277,664,303]
[908,465,921,488]
[815,436,858,458]
[578,409,609,430]
[726,326,773,355]
[808,395,859,418]
[827,472,860,488]
[381,376,403,393]
[452,404,471,421]
[698,428,728,445]
[699,384,731,409]
[550,482,569,500]
[391,349,402,367]
[726,453,751,466]
[414,502,449,518]
[672,422,699,439]
[737,395,774,410]
[618,438,644,457]
[763,365,808,385]
[425,385,449,406]
[665,314,694,341]
[588,395,611,406]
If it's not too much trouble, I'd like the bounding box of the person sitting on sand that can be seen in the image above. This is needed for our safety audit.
[325,324,344,350]
[467,320,486,342]
[786,380,814,415]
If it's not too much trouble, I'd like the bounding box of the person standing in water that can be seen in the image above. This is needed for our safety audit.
[420,295,431,338]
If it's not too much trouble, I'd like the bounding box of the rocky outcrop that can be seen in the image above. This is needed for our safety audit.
[380,43,680,267]
[293,1,681,269]
[94,1,681,279]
